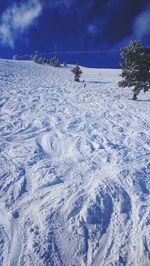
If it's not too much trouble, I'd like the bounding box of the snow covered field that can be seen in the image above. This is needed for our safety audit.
[0,59,150,266]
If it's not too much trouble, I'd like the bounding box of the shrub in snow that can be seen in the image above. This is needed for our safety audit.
[119,40,150,100]
[71,64,82,82]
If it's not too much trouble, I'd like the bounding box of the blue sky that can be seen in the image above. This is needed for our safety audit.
[0,0,150,67]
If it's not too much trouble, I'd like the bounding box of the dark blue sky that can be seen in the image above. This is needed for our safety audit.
[0,0,150,67]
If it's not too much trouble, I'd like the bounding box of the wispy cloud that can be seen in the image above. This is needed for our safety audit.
[0,0,42,48]
[111,4,150,50]
[87,17,107,37]
[133,8,150,39]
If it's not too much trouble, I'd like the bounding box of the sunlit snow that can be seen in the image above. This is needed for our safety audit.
[0,59,150,266]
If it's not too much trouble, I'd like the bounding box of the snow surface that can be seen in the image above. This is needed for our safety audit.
[0,59,150,266]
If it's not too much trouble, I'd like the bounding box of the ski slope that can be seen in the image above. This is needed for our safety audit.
[0,59,150,266]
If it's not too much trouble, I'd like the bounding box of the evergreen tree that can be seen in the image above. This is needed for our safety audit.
[42,57,47,64]
[46,59,50,65]
[119,40,150,100]
[71,64,82,82]
[50,56,57,66]
[37,57,43,64]
[54,58,60,67]
[33,51,39,63]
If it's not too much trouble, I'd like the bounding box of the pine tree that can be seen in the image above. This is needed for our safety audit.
[50,56,57,66]
[46,59,50,64]
[37,57,43,64]
[119,40,150,100]
[33,51,39,63]
[42,57,47,64]
[54,58,60,67]
[71,64,82,82]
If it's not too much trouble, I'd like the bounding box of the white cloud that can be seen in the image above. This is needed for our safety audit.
[0,0,42,48]
[133,8,150,39]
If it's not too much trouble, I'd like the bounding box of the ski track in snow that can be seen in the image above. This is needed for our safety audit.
[0,59,150,266]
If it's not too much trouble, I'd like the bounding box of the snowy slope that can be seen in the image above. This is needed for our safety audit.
[0,59,150,266]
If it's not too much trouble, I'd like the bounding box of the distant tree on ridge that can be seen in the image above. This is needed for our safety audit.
[71,64,82,82]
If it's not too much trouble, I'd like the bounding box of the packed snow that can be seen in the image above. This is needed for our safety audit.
[0,59,150,266]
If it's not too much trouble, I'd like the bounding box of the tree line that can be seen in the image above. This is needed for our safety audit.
[13,52,67,67]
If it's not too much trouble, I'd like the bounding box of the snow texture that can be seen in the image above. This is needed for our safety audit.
[0,59,150,266]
